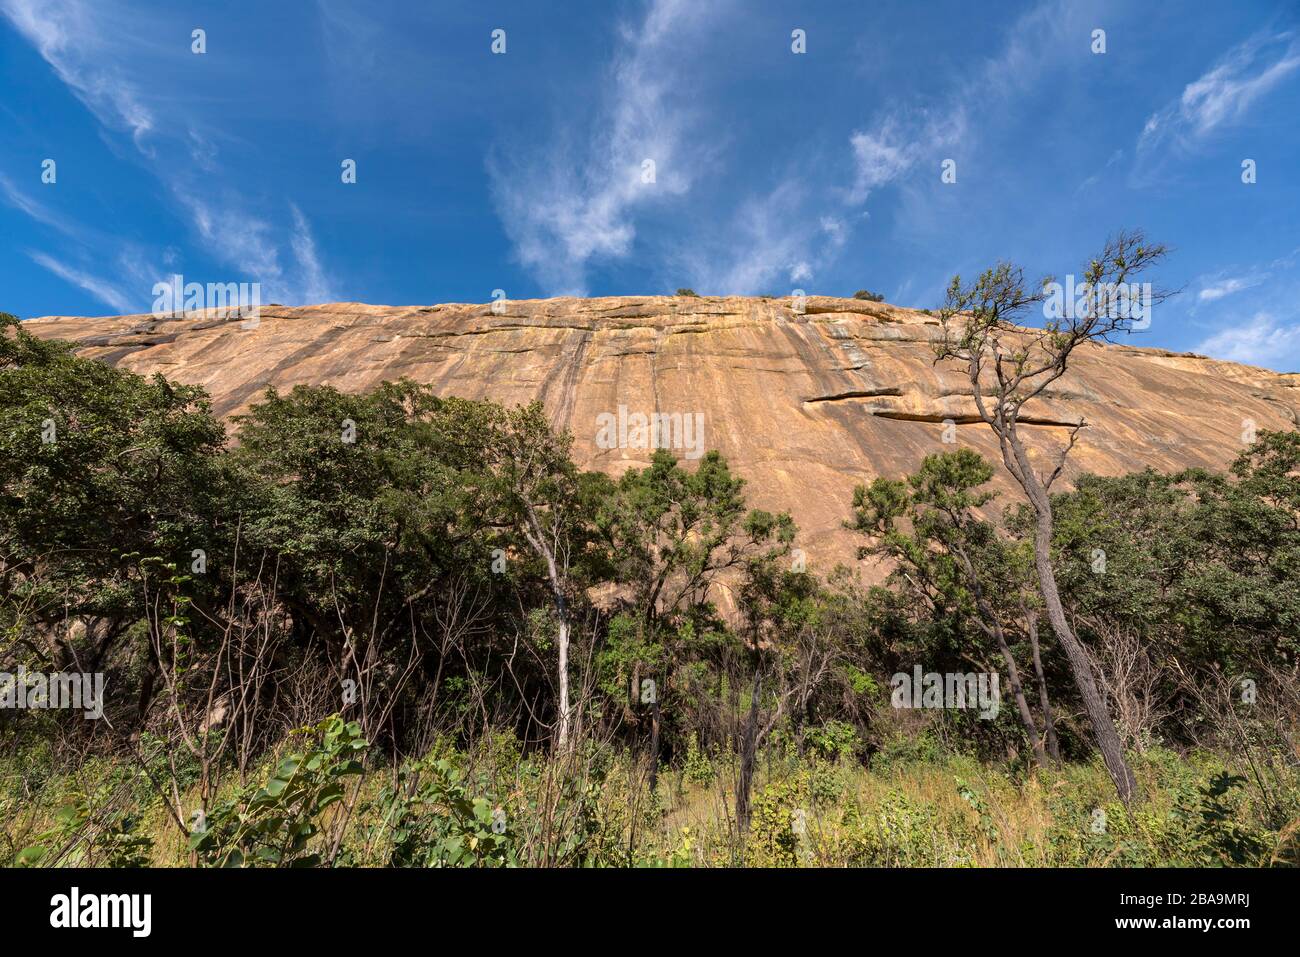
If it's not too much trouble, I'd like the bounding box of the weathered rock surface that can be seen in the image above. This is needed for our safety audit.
[24,297,1300,572]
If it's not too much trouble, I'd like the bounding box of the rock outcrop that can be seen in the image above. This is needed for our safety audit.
[24,296,1300,571]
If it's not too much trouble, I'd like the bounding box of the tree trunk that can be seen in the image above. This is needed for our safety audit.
[556,612,571,750]
[647,691,661,793]
[735,656,763,836]
[1032,510,1138,801]
[522,505,571,752]
[1001,429,1139,803]
[1025,611,1061,762]
[993,627,1047,768]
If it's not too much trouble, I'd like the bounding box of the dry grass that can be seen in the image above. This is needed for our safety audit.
[5,737,1296,868]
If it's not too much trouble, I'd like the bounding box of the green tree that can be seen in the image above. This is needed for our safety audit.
[731,508,805,833]
[933,231,1170,803]
[0,313,227,678]
[476,402,595,751]
[1046,430,1300,679]
[596,449,794,789]
[849,449,1055,766]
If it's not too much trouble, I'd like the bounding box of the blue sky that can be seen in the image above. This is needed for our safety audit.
[2,0,1298,370]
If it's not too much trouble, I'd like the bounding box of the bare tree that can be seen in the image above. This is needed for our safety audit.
[1084,616,1172,752]
[934,229,1171,803]
[1172,657,1300,827]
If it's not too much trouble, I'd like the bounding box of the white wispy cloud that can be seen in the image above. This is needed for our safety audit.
[846,124,913,205]
[682,0,1056,295]
[0,0,155,149]
[676,179,849,294]
[176,190,283,283]
[1137,31,1300,163]
[0,172,80,237]
[488,0,725,295]
[841,0,1077,247]
[734,0,1069,294]
[1198,276,1260,302]
[3,0,339,309]
[846,110,967,206]
[5,173,166,312]
[490,0,1089,298]
[1195,311,1300,370]
[290,203,338,304]
[175,190,337,305]
[28,251,133,313]
[846,0,1075,192]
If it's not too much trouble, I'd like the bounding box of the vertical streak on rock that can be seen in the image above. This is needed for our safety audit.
[542,327,592,434]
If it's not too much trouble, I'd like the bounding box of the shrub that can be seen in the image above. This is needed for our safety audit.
[840,789,976,866]
[189,715,367,867]
[804,720,860,763]
[871,730,944,770]
[683,735,715,786]
[1165,772,1271,866]
[15,795,153,868]
[380,756,516,868]
[746,772,812,867]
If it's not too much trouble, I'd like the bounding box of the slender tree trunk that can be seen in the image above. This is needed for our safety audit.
[1032,511,1138,801]
[647,691,661,793]
[629,663,639,723]
[1002,430,1139,803]
[735,655,763,836]
[522,504,572,752]
[556,612,570,750]
[1025,611,1061,762]
[992,627,1047,768]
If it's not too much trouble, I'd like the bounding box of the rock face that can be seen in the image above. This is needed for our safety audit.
[24,297,1300,572]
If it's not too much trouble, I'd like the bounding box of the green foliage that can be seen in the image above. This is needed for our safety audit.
[675,288,698,297]
[595,448,797,761]
[852,289,885,302]
[1040,753,1282,867]
[804,720,860,762]
[3,307,1298,870]
[375,740,626,868]
[1169,772,1271,866]
[745,772,812,866]
[871,731,945,770]
[0,313,228,658]
[956,778,1001,845]
[1044,430,1300,672]
[841,788,976,866]
[189,716,367,867]
[89,812,155,868]
[14,796,84,868]
[381,757,516,868]
[843,664,879,698]
[682,735,715,785]
[229,383,512,640]
[849,449,1038,751]
[14,793,153,868]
